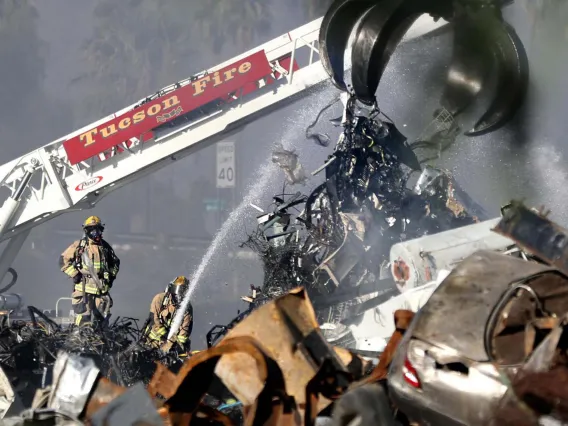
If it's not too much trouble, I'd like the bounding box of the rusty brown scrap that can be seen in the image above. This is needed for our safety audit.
[85,377,129,420]
[215,287,361,415]
[80,288,375,426]
[355,310,415,386]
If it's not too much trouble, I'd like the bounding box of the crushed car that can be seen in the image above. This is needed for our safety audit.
[388,249,568,425]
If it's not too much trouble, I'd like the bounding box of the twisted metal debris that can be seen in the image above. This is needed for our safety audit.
[2,289,374,426]
[0,310,183,408]
[237,95,485,343]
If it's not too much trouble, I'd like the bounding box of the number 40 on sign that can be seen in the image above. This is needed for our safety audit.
[216,141,235,188]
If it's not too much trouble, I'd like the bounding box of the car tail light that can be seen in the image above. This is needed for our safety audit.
[402,356,421,389]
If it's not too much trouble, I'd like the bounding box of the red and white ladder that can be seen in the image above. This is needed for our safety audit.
[0,15,445,287]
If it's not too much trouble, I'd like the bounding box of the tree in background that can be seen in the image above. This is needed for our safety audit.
[70,0,337,244]
[194,0,332,54]
[0,0,76,301]
[72,0,200,121]
[0,0,46,115]
[0,0,56,158]
[523,0,568,86]
[193,0,272,54]
[76,0,335,120]
[0,0,45,151]
[296,0,333,21]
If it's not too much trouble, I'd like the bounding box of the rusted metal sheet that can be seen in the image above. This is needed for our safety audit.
[489,313,568,426]
[9,288,372,426]
[215,288,361,414]
[144,334,303,425]
[359,310,415,385]
[85,377,129,419]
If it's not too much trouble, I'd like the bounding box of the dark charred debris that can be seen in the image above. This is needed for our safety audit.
[218,96,488,345]
[2,107,568,425]
[0,311,239,421]
[0,94,521,421]
[0,311,171,405]
[0,0,553,421]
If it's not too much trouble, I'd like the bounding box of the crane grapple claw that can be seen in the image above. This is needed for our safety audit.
[440,17,492,116]
[319,0,529,136]
[351,0,407,105]
[464,21,529,136]
[319,0,377,91]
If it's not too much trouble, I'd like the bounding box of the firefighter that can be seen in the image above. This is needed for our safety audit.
[144,276,193,354]
[59,216,120,326]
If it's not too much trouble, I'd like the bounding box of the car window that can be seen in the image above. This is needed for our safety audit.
[487,272,568,365]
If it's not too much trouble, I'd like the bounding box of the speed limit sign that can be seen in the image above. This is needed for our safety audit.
[216,141,235,188]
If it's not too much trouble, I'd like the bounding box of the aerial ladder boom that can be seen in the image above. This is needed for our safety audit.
[0,16,447,288]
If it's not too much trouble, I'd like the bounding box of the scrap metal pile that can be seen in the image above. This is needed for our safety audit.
[240,90,487,341]
[232,0,530,343]
[0,310,188,410]
[209,0,531,371]
[4,204,568,426]
[5,0,560,423]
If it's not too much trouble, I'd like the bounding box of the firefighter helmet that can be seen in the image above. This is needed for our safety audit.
[168,276,189,300]
[83,215,103,229]
[83,215,104,243]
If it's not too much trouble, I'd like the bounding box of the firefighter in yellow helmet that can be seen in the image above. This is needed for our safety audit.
[59,216,120,326]
[144,276,193,354]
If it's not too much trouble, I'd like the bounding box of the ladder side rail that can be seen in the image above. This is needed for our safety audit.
[0,29,324,242]
[0,15,448,244]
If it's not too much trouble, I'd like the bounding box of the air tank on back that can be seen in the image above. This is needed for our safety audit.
[389,218,514,292]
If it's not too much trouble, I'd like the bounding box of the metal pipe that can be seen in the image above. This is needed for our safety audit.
[0,229,30,291]
[13,170,33,200]
[0,293,23,311]
[55,297,73,318]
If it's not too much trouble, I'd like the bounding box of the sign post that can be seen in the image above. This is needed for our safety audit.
[216,141,235,189]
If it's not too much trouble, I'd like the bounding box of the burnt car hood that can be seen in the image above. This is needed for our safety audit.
[410,250,557,362]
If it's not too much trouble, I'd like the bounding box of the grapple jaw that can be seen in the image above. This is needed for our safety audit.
[351,0,409,106]
[318,0,377,91]
[462,20,529,136]
[318,0,529,136]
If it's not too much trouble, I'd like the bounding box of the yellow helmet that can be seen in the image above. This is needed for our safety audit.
[83,215,103,229]
[171,276,189,286]
[168,276,189,300]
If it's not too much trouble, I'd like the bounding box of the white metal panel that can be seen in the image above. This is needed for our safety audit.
[348,270,451,353]
[389,218,514,292]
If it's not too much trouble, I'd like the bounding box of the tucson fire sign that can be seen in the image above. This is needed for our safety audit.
[63,51,273,165]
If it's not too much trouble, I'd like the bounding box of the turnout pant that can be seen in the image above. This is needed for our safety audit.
[72,290,112,326]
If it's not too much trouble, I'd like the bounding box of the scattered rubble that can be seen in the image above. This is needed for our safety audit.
[1,289,372,426]
[0,310,188,409]
[0,0,558,423]
[271,143,308,186]
[6,97,561,424]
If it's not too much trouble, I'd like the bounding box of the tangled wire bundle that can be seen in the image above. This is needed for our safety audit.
[0,313,159,404]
